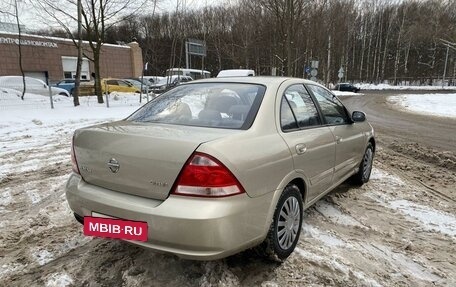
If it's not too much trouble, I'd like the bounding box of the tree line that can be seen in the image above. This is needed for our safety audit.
[32,0,456,86]
[98,0,456,85]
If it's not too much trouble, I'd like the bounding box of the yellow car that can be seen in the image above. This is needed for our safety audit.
[101,78,140,94]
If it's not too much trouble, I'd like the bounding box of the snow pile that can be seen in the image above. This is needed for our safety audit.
[389,200,456,236]
[358,83,456,90]
[332,90,364,97]
[387,93,456,118]
[32,249,54,266]
[45,272,73,287]
[314,201,365,228]
[0,94,145,125]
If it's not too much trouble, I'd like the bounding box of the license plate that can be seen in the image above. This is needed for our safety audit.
[84,216,148,242]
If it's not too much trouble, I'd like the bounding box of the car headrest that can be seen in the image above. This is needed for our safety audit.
[198,109,222,122]
[206,95,238,113]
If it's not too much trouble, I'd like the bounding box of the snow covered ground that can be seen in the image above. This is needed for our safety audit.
[387,93,456,118]
[358,83,456,90]
[332,90,364,97]
[0,93,145,181]
[1,92,456,286]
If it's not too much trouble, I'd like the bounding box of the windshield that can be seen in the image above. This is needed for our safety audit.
[128,83,266,129]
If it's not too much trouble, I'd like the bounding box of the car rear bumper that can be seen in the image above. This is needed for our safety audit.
[65,173,275,260]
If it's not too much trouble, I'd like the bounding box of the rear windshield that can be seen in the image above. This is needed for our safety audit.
[127,83,266,129]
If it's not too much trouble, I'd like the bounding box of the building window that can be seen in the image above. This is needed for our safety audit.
[64,72,72,79]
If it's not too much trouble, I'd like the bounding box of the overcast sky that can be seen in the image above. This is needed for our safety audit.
[0,0,233,32]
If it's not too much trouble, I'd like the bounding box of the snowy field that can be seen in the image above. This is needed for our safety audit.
[387,93,456,118]
[1,92,456,286]
[358,83,456,90]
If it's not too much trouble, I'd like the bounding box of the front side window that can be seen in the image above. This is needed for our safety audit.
[281,84,321,131]
[128,83,265,129]
[307,85,350,125]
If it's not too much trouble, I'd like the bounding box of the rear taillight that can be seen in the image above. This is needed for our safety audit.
[172,152,245,197]
[71,135,80,175]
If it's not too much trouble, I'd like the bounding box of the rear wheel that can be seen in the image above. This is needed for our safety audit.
[260,184,303,262]
[351,142,374,185]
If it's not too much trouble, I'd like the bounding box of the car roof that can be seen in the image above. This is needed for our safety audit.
[0,76,45,84]
[188,76,319,86]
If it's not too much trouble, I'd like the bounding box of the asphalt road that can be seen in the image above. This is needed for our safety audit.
[341,90,456,152]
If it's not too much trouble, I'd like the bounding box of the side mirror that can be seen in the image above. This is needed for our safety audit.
[352,111,366,122]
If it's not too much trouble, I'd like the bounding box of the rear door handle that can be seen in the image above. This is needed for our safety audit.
[295,144,307,155]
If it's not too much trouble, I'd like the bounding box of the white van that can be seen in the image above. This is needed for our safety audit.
[217,69,255,77]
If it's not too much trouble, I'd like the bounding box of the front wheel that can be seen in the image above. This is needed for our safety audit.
[260,184,303,262]
[351,142,374,185]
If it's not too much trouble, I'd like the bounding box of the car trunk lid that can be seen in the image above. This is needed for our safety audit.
[73,121,238,200]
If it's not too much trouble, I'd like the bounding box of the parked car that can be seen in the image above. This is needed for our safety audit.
[151,75,193,93]
[143,76,165,85]
[0,76,70,97]
[101,78,140,94]
[123,78,150,94]
[54,79,89,95]
[67,77,375,261]
[334,83,360,93]
[76,78,140,96]
[217,69,255,77]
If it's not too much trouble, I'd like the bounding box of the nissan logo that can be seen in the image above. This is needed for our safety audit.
[107,158,120,173]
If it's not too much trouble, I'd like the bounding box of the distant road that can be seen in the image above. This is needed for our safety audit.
[340,90,456,152]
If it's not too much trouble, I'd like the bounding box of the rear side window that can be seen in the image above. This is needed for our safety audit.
[280,84,321,131]
[307,85,350,125]
[118,81,130,87]
[128,83,266,129]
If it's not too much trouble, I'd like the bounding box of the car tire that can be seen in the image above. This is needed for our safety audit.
[260,184,303,262]
[351,142,374,185]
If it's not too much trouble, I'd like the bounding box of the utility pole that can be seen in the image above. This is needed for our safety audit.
[442,46,449,89]
[286,0,293,76]
[440,39,456,88]
[73,0,82,106]
[326,35,331,87]
[14,0,26,100]
[275,54,285,76]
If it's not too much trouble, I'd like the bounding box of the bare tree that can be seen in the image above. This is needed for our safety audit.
[1,0,26,99]
[48,0,456,85]
[34,0,149,103]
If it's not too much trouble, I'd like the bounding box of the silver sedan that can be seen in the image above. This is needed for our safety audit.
[66,77,375,261]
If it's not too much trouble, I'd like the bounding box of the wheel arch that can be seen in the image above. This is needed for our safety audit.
[275,172,309,205]
[287,177,306,203]
[262,173,309,237]
[368,137,376,153]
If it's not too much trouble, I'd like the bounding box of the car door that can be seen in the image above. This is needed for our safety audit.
[105,80,118,93]
[278,84,336,202]
[26,78,47,96]
[306,84,365,184]
[117,80,134,92]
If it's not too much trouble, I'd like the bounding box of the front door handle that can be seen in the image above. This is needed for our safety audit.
[295,144,307,155]
[336,136,343,144]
